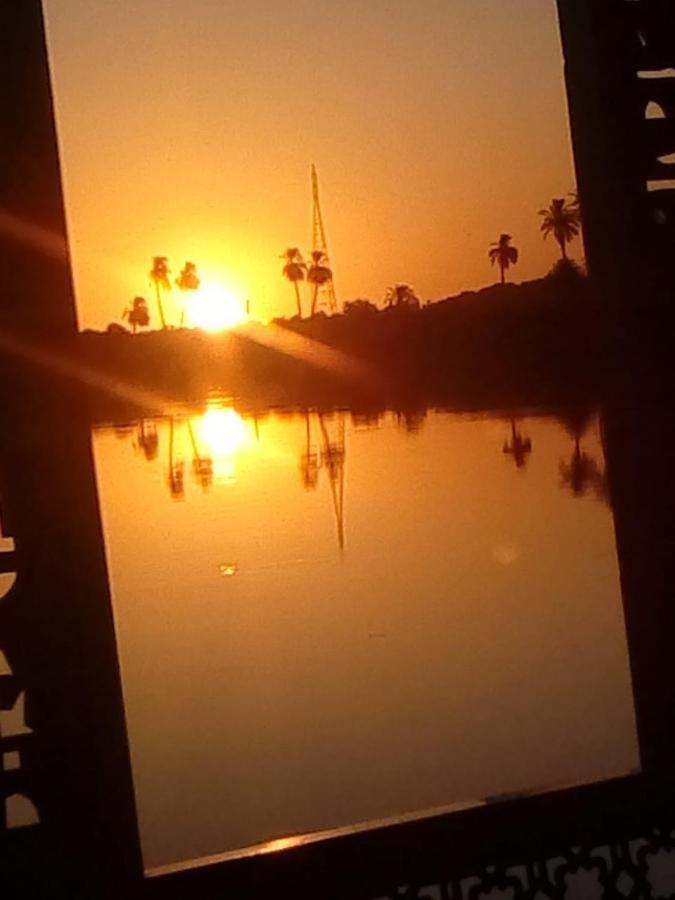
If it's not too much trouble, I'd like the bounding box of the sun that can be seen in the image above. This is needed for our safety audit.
[187,281,247,332]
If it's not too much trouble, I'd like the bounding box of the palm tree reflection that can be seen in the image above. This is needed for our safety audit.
[186,421,213,490]
[502,419,532,469]
[395,409,427,434]
[299,412,346,551]
[558,410,608,501]
[163,407,247,497]
[167,418,185,500]
[137,419,159,461]
[300,412,320,490]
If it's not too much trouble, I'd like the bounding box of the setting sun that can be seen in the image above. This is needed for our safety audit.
[187,282,247,332]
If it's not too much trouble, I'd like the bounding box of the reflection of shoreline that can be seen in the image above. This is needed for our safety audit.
[125,405,254,499]
[105,401,610,519]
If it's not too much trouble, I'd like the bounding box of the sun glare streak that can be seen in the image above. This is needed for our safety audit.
[187,282,247,332]
[0,211,68,260]
[0,331,172,413]
[237,321,385,391]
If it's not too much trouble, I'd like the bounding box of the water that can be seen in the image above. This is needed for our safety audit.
[91,403,639,872]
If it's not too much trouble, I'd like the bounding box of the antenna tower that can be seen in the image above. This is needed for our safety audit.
[311,165,339,313]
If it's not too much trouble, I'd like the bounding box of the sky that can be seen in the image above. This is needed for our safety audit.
[43,0,580,330]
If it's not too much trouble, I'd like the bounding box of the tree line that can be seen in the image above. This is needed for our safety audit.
[117,193,582,333]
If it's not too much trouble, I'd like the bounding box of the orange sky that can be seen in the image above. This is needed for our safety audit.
[43,1,580,330]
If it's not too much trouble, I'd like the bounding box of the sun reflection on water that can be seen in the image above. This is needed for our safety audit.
[193,405,252,483]
[199,407,248,456]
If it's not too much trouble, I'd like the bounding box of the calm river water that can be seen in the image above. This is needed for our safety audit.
[92,403,639,872]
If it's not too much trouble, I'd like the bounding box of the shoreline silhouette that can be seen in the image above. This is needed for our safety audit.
[79,266,602,421]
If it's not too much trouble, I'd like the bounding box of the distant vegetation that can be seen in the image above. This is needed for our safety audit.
[122,296,150,333]
[84,260,596,421]
[90,195,592,416]
[112,193,582,333]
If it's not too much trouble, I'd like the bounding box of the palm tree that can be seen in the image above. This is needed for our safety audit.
[539,198,581,261]
[149,256,171,329]
[122,296,150,334]
[488,234,519,285]
[175,261,200,326]
[384,283,421,309]
[307,250,333,317]
[281,248,306,318]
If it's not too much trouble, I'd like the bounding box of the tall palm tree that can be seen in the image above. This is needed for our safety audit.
[122,296,150,334]
[384,283,421,309]
[281,248,306,317]
[175,261,200,327]
[149,256,171,329]
[488,234,519,285]
[539,198,581,261]
[307,250,332,317]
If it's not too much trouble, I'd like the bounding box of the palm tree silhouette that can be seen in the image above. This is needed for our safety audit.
[149,256,171,329]
[175,262,200,327]
[488,234,519,285]
[384,283,421,309]
[307,250,332,317]
[122,296,150,334]
[281,248,306,318]
[539,198,581,261]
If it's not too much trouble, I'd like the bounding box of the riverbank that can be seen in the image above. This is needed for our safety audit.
[78,273,601,418]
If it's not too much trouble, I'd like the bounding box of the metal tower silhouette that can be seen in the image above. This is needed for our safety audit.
[311,165,339,314]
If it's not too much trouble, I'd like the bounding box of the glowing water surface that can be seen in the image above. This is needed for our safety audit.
[92,406,638,872]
